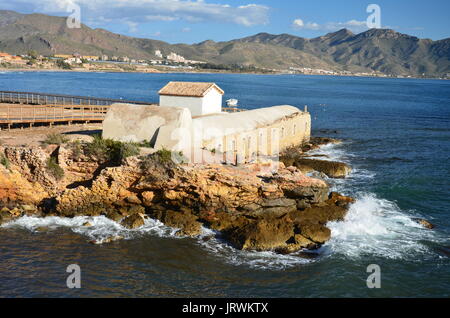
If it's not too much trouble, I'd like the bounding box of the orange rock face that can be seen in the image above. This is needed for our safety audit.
[0,167,48,205]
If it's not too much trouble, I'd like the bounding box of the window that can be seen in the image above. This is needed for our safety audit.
[281,127,285,138]
[293,124,297,135]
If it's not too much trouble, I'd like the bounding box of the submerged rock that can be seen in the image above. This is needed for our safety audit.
[288,158,352,178]
[413,218,435,229]
[121,214,145,229]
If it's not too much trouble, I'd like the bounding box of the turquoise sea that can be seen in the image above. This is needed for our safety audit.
[0,71,449,297]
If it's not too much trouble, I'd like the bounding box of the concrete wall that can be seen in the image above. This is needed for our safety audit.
[102,103,192,152]
[103,104,310,164]
[159,89,223,117]
[160,95,204,117]
[193,107,311,161]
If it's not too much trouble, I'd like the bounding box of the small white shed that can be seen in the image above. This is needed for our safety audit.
[158,81,224,117]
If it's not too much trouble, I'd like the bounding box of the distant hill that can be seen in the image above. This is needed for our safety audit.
[1,10,449,77]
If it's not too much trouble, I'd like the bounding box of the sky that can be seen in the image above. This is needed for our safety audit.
[1,0,450,43]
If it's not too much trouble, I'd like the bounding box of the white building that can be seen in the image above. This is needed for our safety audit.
[166,52,186,63]
[155,50,163,58]
[158,82,224,117]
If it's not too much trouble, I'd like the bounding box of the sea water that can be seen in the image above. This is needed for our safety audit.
[0,72,449,297]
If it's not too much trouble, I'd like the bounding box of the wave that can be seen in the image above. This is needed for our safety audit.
[1,215,180,244]
[325,193,440,260]
[1,141,444,270]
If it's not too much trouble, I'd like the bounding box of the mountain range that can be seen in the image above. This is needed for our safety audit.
[0,10,449,77]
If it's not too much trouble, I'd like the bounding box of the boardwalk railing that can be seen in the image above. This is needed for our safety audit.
[0,90,247,128]
[0,91,153,106]
[0,104,110,126]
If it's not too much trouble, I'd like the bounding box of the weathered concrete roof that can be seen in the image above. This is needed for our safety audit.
[193,105,303,140]
[158,81,224,97]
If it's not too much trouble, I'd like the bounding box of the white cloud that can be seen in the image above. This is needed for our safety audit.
[292,19,304,28]
[292,18,369,33]
[6,0,270,28]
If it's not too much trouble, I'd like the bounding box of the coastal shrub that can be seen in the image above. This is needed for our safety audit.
[42,133,69,145]
[0,154,11,170]
[85,134,140,165]
[153,147,188,164]
[46,157,65,180]
[56,60,72,70]
[156,147,173,163]
[68,140,83,161]
[139,140,153,148]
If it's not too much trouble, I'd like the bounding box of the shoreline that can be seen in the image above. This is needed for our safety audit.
[0,130,356,253]
[1,67,448,81]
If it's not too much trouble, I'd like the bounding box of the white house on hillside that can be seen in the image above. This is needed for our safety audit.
[158,81,224,117]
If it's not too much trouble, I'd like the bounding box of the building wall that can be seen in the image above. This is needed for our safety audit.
[160,90,223,117]
[201,89,223,115]
[200,111,311,163]
[160,95,204,117]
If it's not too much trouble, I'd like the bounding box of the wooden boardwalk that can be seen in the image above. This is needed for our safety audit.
[0,104,111,129]
[0,91,245,130]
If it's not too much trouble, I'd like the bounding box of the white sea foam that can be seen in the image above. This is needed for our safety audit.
[326,193,440,260]
[197,228,313,270]
[1,215,181,244]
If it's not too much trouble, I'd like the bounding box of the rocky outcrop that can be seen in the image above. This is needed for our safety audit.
[0,141,355,254]
[288,158,352,178]
[280,137,352,178]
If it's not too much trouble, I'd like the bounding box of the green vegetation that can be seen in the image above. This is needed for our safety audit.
[195,63,272,74]
[42,133,69,145]
[27,50,38,59]
[155,147,187,164]
[85,134,140,165]
[56,59,72,70]
[0,154,11,170]
[68,140,83,161]
[139,140,153,148]
[46,157,65,180]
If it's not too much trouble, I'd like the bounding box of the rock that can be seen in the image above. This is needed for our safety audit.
[21,204,37,212]
[106,210,123,222]
[83,222,92,227]
[291,159,352,178]
[121,214,145,229]
[151,209,202,237]
[296,221,331,244]
[141,191,155,206]
[35,226,50,232]
[125,195,142,205]
[413,218,435,229]
[225,217,295,251]
[9,207,22,217]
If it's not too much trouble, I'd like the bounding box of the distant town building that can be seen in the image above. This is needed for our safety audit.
[101,55,109,61]
[155,50,163,58]
[0,52,27,65]
[54,54,73,59]
[166,52,186,63]
[82,56,99,61]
